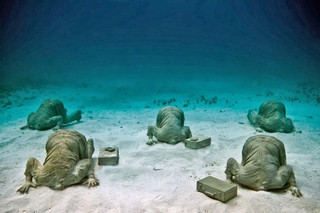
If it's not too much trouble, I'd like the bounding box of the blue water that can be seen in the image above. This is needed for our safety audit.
[1,2,320,211]
[1,0,319,86]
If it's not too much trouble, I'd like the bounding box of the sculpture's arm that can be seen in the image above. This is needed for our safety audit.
[82,139,99,187]
[266,165,302,197]
[225,158,241,182]
[288,170,302,197]
[182,126,192,139]
[20,124,29,130]
[247,110,258,125]
[64,110,82,124]
[282,118,295,133]
[49,116,64,130]
[17,157,42,194]
[20,112,35,130]
[147,125,158,145]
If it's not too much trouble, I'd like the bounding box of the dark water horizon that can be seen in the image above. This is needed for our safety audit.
[1,0,320,87]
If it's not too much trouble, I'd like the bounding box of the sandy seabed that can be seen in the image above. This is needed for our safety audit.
[0,77,319,213]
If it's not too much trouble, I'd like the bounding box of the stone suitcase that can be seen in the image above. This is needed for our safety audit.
[185,136,211,149]
[98,147,119,165]
[197,176,237,203]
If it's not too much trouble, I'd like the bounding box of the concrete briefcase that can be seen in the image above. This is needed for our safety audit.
[197,176,237,202]
[185,136,211,149]
[98,147,119,165]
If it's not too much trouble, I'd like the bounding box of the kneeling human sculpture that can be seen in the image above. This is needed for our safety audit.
[21,98,82,130]
[225,135,302,197]
[17,130,99,193]
[247,100,294,133]
[147,106,192,145]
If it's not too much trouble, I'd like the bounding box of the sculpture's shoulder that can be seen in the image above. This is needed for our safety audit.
[246,134,283,145]
[41,99,64,108]
[244,135,285,157]
[48,130,85,142]
[37,99,67,118]
[157,106,185,125]
[258,100,286,117]
[159,106,183,114]
[46,130,86,151]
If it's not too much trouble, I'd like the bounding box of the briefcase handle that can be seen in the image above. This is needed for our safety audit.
[204,190,217,198]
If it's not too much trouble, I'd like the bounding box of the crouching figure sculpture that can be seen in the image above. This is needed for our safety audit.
[17,130,99,193]
[21,99,82,130]
[225,135,302,197]
[247,100,295,133]
[147,106,192,145]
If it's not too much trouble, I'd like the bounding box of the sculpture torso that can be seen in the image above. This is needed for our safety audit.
[148,106,192,144]
[239,135,286,190]
[17,129,98,194]
[248,100,294,133]
[35,130,87,190]
[27,99,67,130]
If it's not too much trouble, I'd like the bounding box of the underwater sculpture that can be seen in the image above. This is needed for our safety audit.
[147,106,192,145]
[17,130,99,193]
[247,100,294,133]
[20,98,82,130]
[225,135,302,197]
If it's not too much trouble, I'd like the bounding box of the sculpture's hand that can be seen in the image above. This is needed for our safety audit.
[17,181,37,194]
[290,187,302,197]
[146,139,154,145]
[231,174,239,182]
[83,177,99,187]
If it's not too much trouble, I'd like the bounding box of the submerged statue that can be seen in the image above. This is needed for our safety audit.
[17,130,99,193]
[147,106,192,145]
[20,99,82,130]
[225,135,302,197]
[247,100,294,133]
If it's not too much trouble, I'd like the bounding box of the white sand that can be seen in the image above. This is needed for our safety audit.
[0,77,319,213]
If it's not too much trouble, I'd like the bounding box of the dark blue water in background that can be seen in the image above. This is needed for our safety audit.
[1,0,320,86]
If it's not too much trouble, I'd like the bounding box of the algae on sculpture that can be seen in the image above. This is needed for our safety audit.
[17,130,99,193]
[225,135,302,197]
[21,99,82,130]
[147,106,192,145]
[247,100,294,133]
